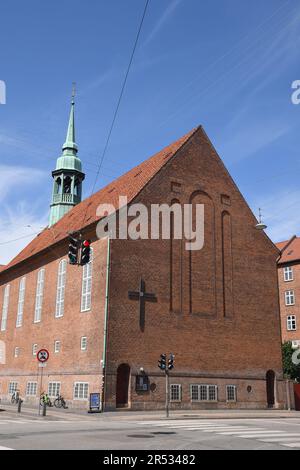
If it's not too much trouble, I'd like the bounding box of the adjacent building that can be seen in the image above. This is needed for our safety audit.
[276,236,300,349]
[0,99,289,410]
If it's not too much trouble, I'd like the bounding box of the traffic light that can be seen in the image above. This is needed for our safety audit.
[80,239,91,266]
[168,353,175,370]
[68,236,79,265]
[158,353,166,370]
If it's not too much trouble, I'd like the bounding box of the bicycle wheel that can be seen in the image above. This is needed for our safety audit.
[40,397,45,407]
[54,398,62,408]
[11,397,15,404]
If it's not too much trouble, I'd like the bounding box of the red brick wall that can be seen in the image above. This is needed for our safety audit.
[104,128,284,409]
[278,262,300,344]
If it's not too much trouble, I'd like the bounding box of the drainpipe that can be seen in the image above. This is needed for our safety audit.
[101,237,111,411]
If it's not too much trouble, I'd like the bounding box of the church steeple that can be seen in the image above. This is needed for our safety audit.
[49,87,85,227]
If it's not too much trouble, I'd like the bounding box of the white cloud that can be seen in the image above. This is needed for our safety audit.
[0,165,46,200]
[143,0,182,47]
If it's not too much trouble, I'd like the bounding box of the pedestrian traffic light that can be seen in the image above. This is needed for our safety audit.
[68,236,79,265]
[168,353,175,370]
[158,353,166,370]
[80,239,91,266]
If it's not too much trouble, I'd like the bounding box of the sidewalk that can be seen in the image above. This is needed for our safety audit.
[1,402,299,421]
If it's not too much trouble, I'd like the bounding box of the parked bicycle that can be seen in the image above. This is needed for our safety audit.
[54,394,68,409]
[40,392,53,407]
[11,389,20,404]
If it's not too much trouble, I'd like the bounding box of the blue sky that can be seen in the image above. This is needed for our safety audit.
[0,0,300,264]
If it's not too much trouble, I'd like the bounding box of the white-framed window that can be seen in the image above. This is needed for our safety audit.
[284,267,294,282]
[14,347,20,358]
[16,277,26,327]
[81,248,93,312]
[74,382,89,400]
[1,284,10,331]
[55,260,67,318]
[26,382,37,396]
[285,290,295,306]
[48,382,61,398]
[190,384,218,402]
[287,315,297,331]
[81,336,87,351]
[170,384,181,402]
[8,382,18,394]
[32,343,38,356]
[226,385,237,402]
[292,340,300,349]
[34,268,45,323]
[54,340,61,353]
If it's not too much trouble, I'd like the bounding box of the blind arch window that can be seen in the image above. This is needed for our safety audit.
[1,285,10,331]
[16,277,26,327]
[34,269,45,323]
[55,260,67,318]
[81,248,93,312]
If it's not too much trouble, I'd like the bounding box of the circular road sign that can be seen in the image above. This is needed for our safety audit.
[37,349,49,363]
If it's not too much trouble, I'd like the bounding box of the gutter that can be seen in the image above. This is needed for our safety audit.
[101,237,111,411]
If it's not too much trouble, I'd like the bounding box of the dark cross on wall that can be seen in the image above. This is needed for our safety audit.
[128,278,157,332]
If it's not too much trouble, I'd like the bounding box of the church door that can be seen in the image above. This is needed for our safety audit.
[266,370,275,408]
[116,364,130,408]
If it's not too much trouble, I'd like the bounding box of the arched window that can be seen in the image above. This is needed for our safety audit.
[55,260,67,318]
[34,269,45,323]
[16,277,26,327]
[1,285,10,331]
[81,248,93,312]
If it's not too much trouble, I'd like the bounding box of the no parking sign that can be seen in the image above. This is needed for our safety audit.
[37,349,49,363]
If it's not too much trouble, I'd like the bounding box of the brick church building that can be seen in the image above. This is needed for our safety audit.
[0,98,289,410]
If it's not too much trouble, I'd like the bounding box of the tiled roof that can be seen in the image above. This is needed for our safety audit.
[276,236,300,264]
[2,127,198,274]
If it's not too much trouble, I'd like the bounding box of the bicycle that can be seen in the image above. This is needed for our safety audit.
[40,392,53,407]
[54,394,68,409]
[11,389,20,404]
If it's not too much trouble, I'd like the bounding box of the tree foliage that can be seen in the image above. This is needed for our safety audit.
[282,342,300,382]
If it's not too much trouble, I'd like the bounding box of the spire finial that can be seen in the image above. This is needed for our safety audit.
[62,84,77,154]
[71,81,76,105]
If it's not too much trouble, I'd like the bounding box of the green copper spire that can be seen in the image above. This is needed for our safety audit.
[49,86,85,227]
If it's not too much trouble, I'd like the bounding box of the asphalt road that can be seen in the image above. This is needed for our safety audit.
[0,410,300,450]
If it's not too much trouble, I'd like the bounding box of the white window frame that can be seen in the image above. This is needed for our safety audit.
[54,340,61,353]
[14,347,20,358]
[16,277,26,327]
[81,248,93,312]
[285,290,295,306]
[74,382,89,400]
[287,315,297,331]
[55,260,67,318]
[292,340,300,349]
[170,384,182,402]
[34,268,45,323]
[26,381,37,396]
[32,343,38,356]
[226,385,237,402]
[80,336,87,351]
[190,384,218,402]
[48,382,61,398]
[8,382,18,394]
[284,267,294,282]
[1,285,10,331]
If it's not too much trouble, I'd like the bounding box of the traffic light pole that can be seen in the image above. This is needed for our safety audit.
[165,369,170,418]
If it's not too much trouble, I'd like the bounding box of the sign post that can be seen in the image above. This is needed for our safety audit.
[37,349,49,415]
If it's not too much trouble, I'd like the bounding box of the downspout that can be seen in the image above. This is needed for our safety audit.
[101,237,111,411]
